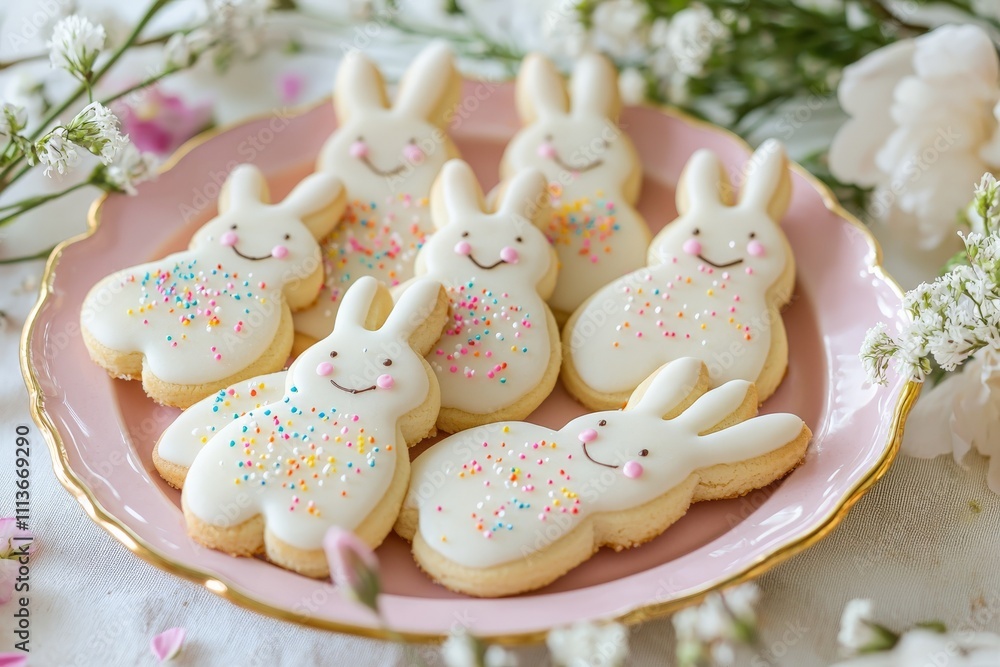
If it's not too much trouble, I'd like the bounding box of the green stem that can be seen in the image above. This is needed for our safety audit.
[0,0,174,190]
[0,244,57,265]
[99,66,180,107]
[0,178,93,228]
[0,30,183,74]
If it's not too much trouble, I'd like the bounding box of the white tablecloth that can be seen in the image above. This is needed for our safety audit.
[1,2,997,664]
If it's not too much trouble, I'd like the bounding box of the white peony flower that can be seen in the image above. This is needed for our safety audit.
[47,15,106,79]
[663,4,727,78]
[831,629,1000,666]
[618,68,646,105]
[33,127,80,177]
[546,621,629,667]
[829,24,1000,249]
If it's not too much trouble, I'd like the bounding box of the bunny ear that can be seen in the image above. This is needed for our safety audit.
[628,358,708,419]
[698,413,807,462]
[277,172,347,239]
[677,380,756,435]
[381,278,444,343]
[219,164,269,213]
[570,52,621,120]
[675,150,732,215]
[393,41,460,127]
[515,53,569,123]
[432,159,485,229]
[333,277,393,332]
[738,139,792,220]
[334,49,390,124]
[492,167,548,228]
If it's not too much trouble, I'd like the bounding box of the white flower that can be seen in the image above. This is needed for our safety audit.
[66,102,129,164]
[837,599,880,652]
[546,621,628,667]
[663,4,727,78]
[34,127,80,177]
[48,15,106,79]
[208,0,271,62]
[441,629,517,667]
[904,349,1000,492]
[829,24,1000,249]
[0,103,27,140]
[831,629,1000,666]
[618,68,646,105]
[541,5,589,59]
[860,323,899,385]
[103,144,159,195]
[590,0,649,61]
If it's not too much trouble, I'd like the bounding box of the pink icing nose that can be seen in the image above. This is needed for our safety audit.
[403,143,425,164]
[376,374,395,389]
[349,140,368,159]
[747,239,765,257]
[682,238,702,255]
[315,362,333,376]
[271,245,289,259]
[537,142,556,159]
[454,240,472,256]
[578,428,598,443]
[220,231,238,246]
[500,246,519,263]
[623,460,644,479]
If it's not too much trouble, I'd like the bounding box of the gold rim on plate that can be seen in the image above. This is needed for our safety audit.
[19,93,920,645]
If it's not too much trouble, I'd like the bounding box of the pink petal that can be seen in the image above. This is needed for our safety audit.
[150,627,185,662]
[0,653,27,667]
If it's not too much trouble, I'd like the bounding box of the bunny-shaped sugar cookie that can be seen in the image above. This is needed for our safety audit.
[182,276,449,577]
[408,160,560,433]
[500,52,650,322]
[563,141,796,410]
[397,358,810,597]
[80,164,345,408]
[293,42,462,350]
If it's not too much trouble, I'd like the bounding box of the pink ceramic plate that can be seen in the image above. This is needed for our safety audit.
[21,80,916,642]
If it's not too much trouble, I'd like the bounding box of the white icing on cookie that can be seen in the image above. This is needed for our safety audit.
[294,41,461,341]
[501,52,650,315]
[183,277,442,550]
[566,140,794,396]
[157,372,286,471]
[406,358,806,568]
[413,160,557,419]
[81,165,343,385]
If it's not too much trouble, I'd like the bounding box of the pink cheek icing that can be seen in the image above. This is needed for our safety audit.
[377,374,395,389]
[537,141,556,159]
[578,428,598,443]
[271,245,289,259]
[682,238,701,255]
[349,140,369,159]
[747,239,765,257]
[500,246,519,264]
[315,362,333,376]
[454,240,471,256]
[403,143,425,164]
[220,231,238,247]
[623,460,643,479]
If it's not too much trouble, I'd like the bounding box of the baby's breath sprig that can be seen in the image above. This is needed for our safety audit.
[861,174,1000,385]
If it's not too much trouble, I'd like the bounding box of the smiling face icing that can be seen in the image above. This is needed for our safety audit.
[415,160,556,417]
[405,357,807,570]
[566,141,794,396]
[182,277,440,550]
[501,52,650,315]
[81,165,342,386]
[293,42,460,342]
